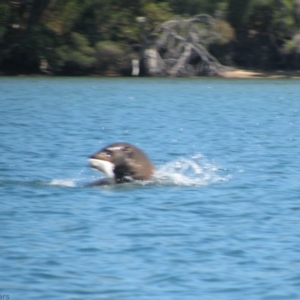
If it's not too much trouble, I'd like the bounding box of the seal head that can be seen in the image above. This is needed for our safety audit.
[89,142,154,185]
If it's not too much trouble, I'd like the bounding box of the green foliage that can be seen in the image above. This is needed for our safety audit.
[95,41,128,74]
[56,32,96,71]
[0,2,11,42]
[1,0,300,73]
[283,33,300,54]
[167,0,228,16]
[95,41,122,59]
[142,2,173,32]
[45,0,90,34]
[26,26,55,52]
[227,0,253,28]
[283,39,298,53]
[210,19,235,44]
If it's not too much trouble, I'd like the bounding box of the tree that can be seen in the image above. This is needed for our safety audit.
[227,0,300,70]
[0,0,54,73]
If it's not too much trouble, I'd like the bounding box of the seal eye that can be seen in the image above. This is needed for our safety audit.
[104,150,112,157]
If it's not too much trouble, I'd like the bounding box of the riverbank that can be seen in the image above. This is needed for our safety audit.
[1,69,300,79]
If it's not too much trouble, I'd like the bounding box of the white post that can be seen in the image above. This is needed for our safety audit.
[132,59,140,76]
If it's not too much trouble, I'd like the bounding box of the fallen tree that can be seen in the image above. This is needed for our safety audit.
[142,14,230,77]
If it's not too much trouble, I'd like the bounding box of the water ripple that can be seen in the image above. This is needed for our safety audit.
[1,77,300,300]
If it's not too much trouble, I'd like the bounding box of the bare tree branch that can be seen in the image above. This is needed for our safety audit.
[143,14,228,76]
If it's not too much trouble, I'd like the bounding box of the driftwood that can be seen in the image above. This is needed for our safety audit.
[143,14,228,77]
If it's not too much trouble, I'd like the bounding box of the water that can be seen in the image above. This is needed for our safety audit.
[1,77,300,299]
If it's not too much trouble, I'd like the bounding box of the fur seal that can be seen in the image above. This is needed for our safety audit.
[88,142,154,186]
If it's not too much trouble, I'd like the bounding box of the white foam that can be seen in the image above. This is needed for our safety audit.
[152,154,228,187]
[49,179,77,187]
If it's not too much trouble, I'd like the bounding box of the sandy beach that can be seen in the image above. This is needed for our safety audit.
[221,69,300,79]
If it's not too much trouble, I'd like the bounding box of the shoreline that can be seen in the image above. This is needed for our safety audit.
[1,69,300,79]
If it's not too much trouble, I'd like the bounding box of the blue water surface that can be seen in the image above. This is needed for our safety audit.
[1,77,300,299]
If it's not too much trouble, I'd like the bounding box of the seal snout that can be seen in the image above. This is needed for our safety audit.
[90,151,110,161]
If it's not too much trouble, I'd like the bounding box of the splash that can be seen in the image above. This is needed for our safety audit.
[152,154,228,187]
[44,154,229,188]
[49,179,77,187]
